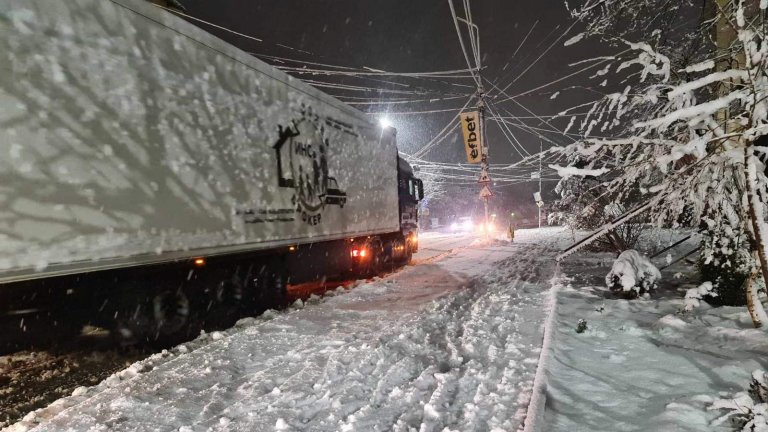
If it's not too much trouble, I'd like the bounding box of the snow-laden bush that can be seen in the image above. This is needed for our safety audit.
[683,281,716,312]
[709,370,768,431]
[698,216,751,306]
[605,250,661,298]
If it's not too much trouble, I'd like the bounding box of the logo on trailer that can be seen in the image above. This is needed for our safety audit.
[237,106,348,226]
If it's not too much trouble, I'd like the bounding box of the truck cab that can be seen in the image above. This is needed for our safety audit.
[397,156,424,253]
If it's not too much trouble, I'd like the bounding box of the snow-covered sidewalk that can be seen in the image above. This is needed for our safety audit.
[9,228,565,432]
[542,252,768,431]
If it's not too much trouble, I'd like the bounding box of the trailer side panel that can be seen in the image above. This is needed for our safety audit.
[0,0,399,282]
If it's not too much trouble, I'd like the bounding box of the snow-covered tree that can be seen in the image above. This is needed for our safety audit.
[558,0,768,326]
[550,155,648,254]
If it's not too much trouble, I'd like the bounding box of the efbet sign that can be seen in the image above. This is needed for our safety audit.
[460,111,483,164]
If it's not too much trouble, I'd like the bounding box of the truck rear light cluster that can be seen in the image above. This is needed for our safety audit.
[351,248,367,258]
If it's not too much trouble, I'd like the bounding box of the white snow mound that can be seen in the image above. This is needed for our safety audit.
[605,249,661,296]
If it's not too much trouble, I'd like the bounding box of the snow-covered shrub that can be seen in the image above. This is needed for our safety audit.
[605,250,661,298]
[709,370,768,431]
[752,370,768,404]
[710,392,768,431]
[683,281,716,312]
[575,319,588,333]
[699,217,751,306]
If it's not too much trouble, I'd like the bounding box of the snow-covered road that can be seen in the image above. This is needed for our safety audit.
[10,229,564,432]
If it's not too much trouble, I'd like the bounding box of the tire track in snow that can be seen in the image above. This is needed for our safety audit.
[316,242,557,432]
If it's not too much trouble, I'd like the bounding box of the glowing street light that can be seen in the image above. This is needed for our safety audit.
[378,117,393,129]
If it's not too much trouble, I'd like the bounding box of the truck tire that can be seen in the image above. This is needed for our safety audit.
[394,236,412,265]
[404,247,413,265]
[208,268,247,327]
[254,257,288,312]
[114,285,191,346]
[215,276,244,306]
[402,237,414,264]
[366,240,384,277]
[114,295,154,345]
[152,289,190,340]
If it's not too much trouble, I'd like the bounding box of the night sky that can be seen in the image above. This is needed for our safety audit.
[176,1,606,213]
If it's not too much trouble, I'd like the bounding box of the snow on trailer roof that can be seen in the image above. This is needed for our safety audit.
[119,0,377,128]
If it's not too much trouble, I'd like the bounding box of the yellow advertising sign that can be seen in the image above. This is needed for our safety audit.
[460,111,483,164]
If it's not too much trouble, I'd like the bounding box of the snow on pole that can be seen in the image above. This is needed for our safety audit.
[555,199,656,261]
[658,247,700,271]
[648,234,693,259]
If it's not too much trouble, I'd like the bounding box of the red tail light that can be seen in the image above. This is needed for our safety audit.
[351,248,368,258]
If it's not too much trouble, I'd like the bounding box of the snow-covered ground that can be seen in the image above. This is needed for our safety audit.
[10,228,768,432]
[7,228,566,432]
[542,243,768,431]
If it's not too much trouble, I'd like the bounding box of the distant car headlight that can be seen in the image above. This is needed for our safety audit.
[462,220,473,230]
[476,222,495,233]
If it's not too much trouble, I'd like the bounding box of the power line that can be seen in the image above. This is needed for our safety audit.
[447,0,482,87]
[496,20,579,96]
[412,96,474,158]
[276,66,479,78]
[345,95,469,106]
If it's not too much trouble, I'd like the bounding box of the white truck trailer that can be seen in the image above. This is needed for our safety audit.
[0,0,423,347]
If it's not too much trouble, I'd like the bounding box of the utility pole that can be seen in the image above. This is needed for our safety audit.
[477,88,493,240]
[538,140,542,228]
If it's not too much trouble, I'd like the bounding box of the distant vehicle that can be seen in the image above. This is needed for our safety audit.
[449,216,498,235]
[476,218,497,235]
[450,216,475,232]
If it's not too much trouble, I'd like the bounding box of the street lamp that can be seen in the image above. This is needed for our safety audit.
[379,118,393,129]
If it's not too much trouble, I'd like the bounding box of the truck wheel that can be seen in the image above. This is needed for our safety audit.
[114,296,154,345]
[206,269,247,328]
[216,272,245,308]
[216,277,244,305]
[403,240,414,265]
[392,237,412,265]
[112,282,190,346]
[255,257,288,311]
[366,240,384,277]
[152,289,191,342]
